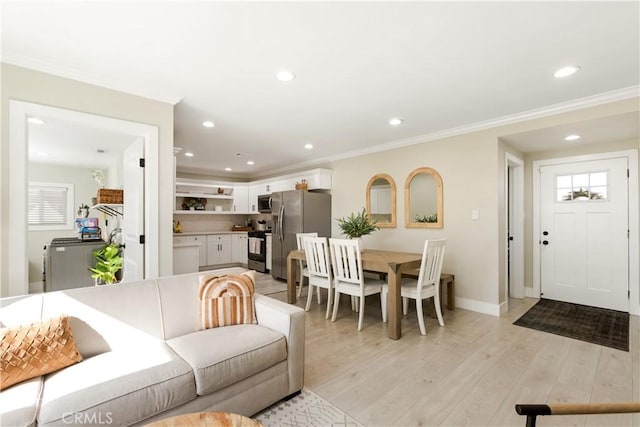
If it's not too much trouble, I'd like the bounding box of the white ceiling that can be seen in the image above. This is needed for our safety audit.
[2,2,639,178]
[28,115,136,169]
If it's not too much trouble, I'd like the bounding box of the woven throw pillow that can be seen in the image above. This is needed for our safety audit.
[0,315,83,391]
[197,270,257,330]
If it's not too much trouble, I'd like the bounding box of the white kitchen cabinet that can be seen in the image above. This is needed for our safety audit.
[206,234,232,265]
[232,185,249,214]
[173,243,199,275]
[173,235,207,267]
[232,233,248,265]
[248,185,260,214]
[266,234,272,271]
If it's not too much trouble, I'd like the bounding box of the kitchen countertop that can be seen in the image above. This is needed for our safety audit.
[174,231,248,236]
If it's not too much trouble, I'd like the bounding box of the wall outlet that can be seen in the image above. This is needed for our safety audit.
[471,209,480,220]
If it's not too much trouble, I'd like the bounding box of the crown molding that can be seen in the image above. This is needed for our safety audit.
[1,53,183,105]
[319,85,640,165]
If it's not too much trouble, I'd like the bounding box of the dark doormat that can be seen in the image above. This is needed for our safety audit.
[513,299,629,351]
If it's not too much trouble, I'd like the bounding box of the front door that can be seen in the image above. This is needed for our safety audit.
[540,157,628,311]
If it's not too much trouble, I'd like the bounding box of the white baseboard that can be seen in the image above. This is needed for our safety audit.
[455,296,501,317]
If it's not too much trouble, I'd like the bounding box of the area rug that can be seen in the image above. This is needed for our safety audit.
[254,272,287,296]
[513,299,629,351]
[254,388,362,427]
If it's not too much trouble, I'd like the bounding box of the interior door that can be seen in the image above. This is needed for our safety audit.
[540,157,628,311]
[122,138,145,281]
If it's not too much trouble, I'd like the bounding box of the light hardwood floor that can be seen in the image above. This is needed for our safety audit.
[262,275,639,427]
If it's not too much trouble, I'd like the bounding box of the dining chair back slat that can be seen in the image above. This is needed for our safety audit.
[302,236,333,318]
[295,232,319,299]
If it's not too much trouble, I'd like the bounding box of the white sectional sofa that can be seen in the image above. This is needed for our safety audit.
[0,269,305,426]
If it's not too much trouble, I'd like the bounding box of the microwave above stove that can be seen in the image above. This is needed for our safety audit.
[257,194,272,213]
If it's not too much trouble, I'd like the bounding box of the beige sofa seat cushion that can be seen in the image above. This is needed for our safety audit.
[0,376,42,427]
[37,342,195,427]
[167,324,287,396]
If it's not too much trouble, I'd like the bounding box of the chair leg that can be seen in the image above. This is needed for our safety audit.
[331,290,340,321]
[354,296,360,312]
[403,297,408,315]
[305,284,314,312]
[317,284,322,304]
[325,288,332,319]
[297,275,305,298]
[357,294,365,331]
[381,290,388,323]
[416,298,427,335]
[434,294,445,326]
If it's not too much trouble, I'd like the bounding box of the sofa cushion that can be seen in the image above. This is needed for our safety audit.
[197,271,257,330]
[156,267,249,340]
[1,315,83,391]
[167,324,287,396]
[37,342,196,426]
[40,280,164,357]
[0,376,42,427]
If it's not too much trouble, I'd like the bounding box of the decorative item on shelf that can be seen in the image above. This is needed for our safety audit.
[90,243,123,285]
[217,187,225,194]
[295,179,308,190]
[415,213,438,223]
[182,197,206,210]
[336,208,379,239]
[173,220,182,233]
[91,169,105,187]
[96,188,123,204]
[77,204,90,218]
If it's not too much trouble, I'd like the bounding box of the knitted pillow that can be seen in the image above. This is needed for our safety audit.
[197,270,257,330]
[0,315,83,390]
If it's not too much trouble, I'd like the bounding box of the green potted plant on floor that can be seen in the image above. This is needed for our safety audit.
[336,208,379,239]
[90,243,123,285]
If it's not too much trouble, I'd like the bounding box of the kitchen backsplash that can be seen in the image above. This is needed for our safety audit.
[173,213,272,233]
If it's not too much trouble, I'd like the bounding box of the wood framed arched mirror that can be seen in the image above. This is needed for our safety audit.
[366,173,396,228]
[404,167,443,228]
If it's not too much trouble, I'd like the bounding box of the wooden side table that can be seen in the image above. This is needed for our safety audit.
[145,412,263,427]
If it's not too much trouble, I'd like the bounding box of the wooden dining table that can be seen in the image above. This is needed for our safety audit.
[286,248,422,340]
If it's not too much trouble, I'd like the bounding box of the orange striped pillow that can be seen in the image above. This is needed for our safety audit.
[197,271,257,330]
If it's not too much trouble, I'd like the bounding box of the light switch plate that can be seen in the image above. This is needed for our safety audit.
[471,209,480,220]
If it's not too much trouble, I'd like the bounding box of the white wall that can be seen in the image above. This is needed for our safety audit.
[27,163,103,284]
[1,64,174,297]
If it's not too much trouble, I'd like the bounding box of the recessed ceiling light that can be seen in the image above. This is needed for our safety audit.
[225,167,232,171]
[246,160,255,165]
[304,143,314,150]
[564,134,581,141]
[202,121,215,128]
[276,70,295,82]
[554,65,580,78]
[389,118,403,126]
[28,117,45,125]
[184,152,195,157]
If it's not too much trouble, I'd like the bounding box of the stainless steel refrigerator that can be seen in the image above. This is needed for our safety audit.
[271,190,331,280]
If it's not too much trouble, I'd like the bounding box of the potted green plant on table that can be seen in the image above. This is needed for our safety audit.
[336,208,379,240]
[90,243,123,285]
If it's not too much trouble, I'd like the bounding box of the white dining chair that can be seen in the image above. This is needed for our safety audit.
[296,232,318,300]
[302,236,333,319]
[381,239,447,335]
[329,238,385,331]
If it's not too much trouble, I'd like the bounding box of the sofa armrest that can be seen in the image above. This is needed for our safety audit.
[254,294,305,394]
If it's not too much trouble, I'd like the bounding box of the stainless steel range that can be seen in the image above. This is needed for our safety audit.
[247,230,268,273]
[43,237,106,292]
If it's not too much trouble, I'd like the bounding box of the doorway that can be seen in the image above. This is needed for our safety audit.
[506,153,524,303]
[533,150,639,314]
[8,101,159,297]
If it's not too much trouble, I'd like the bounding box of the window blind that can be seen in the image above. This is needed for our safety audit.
[28,185,69,225]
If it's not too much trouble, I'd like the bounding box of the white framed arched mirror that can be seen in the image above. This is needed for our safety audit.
[404,167,443,228]
[366,173,396,228]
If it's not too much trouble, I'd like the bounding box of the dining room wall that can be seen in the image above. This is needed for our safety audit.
[328,97,640,316]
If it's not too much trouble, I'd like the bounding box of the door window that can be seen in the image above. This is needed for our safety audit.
[556,171,608,202]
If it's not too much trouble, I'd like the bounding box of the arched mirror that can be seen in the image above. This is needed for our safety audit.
[405,167,443,228]
[366,173,396,228]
